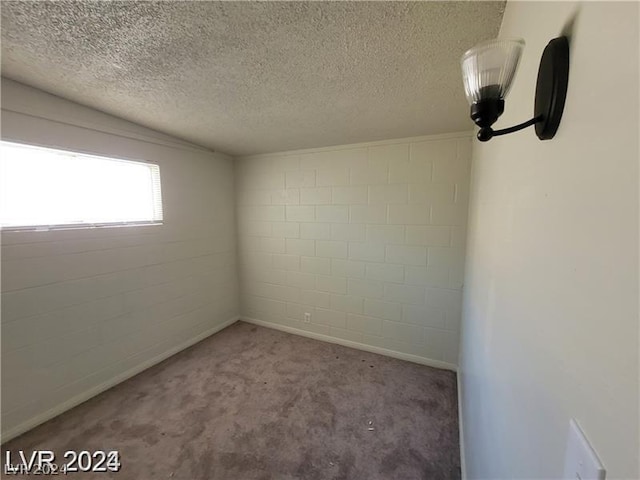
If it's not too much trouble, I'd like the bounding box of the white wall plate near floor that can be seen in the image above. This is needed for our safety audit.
[564,419,606,480]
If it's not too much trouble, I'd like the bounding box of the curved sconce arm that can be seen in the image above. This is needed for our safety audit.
[477,115,543,142]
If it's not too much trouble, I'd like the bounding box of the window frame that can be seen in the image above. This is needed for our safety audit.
[0,140,164,233]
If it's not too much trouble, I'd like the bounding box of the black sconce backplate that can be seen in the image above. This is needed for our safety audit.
[534,36,570,140]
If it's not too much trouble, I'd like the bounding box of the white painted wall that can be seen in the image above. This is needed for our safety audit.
[236,134,472,369]
[1,79,240,441]
[460,2,639,479]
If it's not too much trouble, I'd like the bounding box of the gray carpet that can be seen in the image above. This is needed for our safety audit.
[2,321,460,479]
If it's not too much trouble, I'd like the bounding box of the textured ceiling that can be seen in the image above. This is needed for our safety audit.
[1,1,504,156]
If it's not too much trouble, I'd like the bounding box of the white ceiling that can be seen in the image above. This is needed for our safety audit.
[1,1,504,156]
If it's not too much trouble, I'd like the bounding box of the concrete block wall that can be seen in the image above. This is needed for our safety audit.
[236,133,471,368]
[1,79,240,440]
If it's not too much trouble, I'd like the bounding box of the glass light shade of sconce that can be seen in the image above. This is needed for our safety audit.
[461,38,525,106]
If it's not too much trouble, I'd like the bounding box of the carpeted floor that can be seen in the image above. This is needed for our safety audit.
[2,321,460,479]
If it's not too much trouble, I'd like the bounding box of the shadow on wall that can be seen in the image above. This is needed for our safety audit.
[560,7,579,42]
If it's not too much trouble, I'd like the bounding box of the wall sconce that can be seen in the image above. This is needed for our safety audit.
[461,37,569,141]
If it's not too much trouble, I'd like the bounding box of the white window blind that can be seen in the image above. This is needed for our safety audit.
[0,141,163,231]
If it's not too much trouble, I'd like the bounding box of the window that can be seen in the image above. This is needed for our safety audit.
[0,141,163,231]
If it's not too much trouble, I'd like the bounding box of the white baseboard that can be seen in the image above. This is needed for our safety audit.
[457,370,467,479]
[1,316,239,444]
[241,316,457,372]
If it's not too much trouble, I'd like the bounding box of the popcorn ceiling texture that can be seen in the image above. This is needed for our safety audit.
[1,1,504,156]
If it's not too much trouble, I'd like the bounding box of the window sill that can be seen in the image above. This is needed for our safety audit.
[1,221,164,233]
